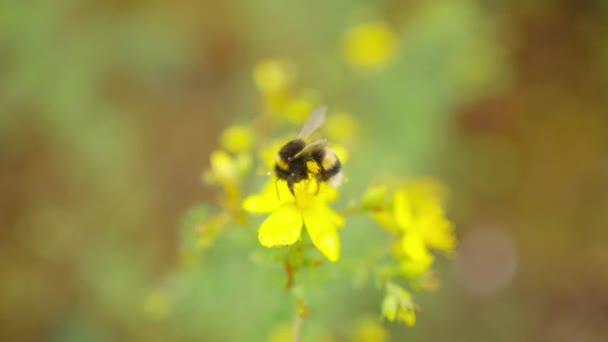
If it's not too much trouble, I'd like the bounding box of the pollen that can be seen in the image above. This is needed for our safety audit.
[306,159,321,174]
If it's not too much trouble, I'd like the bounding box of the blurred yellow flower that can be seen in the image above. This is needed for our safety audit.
[253,59,295,95]
[203,149,252,218]
[220,125,255,153]
[203,150,251,185]
[343,21,399,70]
[252,59,325,125]
[243,178,344,262]
[282,90,321,124]
[372,178,455,276]
[253,59,297,117]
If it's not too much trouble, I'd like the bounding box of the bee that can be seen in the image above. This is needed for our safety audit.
[274,105,343,194]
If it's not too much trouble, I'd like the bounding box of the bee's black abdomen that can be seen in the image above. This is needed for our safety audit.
[274,164,291,180]
[321,159,342,181]
[311,149,325,162]
[310,149,341,180]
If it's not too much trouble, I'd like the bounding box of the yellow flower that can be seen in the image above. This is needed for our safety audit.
[203,150,251,185]
[220,125,255,153]
[253,59,295,95]
[282,89,321,124]
[393,179,454,251]
[343,21,399,71]
[203,150,251,218]
[253,59,298,117]
[372,178,455,276]
[243,178,344,262]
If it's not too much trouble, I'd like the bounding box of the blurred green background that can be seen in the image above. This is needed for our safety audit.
[2,0,608,341]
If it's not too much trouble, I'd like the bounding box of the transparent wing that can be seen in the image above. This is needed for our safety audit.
[297,105,327,139]
[293,139,328,159]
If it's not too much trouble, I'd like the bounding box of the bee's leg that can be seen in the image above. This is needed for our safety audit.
[287,176,296,196]
[274,178,281,201]
[314,174,323,195]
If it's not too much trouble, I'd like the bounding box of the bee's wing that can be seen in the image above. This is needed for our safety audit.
[297,105,327,139]
[293,139,328,159]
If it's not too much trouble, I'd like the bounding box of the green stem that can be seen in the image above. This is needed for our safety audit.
[293,314,302,342]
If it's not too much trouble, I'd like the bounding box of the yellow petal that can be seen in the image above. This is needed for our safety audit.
[419,214,455,254]
[243,180,293,213]
[400,234,432,262]
[258,204,303,247]
[243,194,279,214]
[397,234,434,277]
[405,177,447,204]
[302,204,343,262]
[393,189,413,230]
[315,182,340,203]
[372,209,399,233]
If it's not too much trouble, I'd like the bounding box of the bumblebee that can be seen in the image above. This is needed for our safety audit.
[275,105,343,194]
